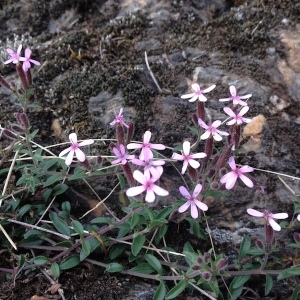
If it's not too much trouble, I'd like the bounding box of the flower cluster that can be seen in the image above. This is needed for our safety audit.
[4,45,40,72]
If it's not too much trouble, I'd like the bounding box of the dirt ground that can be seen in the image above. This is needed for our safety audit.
[1,0,300,299]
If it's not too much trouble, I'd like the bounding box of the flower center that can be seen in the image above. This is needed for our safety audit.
[195,90,203,95]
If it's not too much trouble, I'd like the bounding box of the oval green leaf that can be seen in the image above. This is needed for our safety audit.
[165,279,187,299]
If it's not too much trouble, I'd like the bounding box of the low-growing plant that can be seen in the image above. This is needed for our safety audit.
[1,45,300,300]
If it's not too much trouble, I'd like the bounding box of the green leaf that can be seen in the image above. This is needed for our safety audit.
[183,242,196,265]
[238,235,251,261]
[23,229,43,239]
[186,217,207,240]
[60,255,80,270]
[131,234,145,256]
[106,263,124,273]
[80,241,92,261]
[231,275,251,289]
[130,213,141,229]
[117,222,131,239]
[27,129,39,141]
[52,183,68,196]
[117,174,126,190]
[155,224,168,244]
[61,201,71,213]
[205,189,229,198]
[292,284,300,300]
[72,220,84,239]
[49,212,71,237]
[18,204,32,219]
[129,263,155,274]
[55,241,73,248]
[43,188,53,201]
[156,206,174,219]
[165,279,187,299]
[50,262,60,278]
[68,172,88,181]
[33,256,49,265]
[18,254,26,268]
[265,274,273,296]
[43,174,63,188]
[109,244,126,260]
[247,246,265,255]
[91,217,113,225]
[154,281,166,300]
[145,254,163,274]
[278,267,300,280]
[187,126,199,136]
[228,284,243,300]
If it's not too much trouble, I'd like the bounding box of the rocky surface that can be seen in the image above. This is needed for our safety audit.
[1,0,300,298]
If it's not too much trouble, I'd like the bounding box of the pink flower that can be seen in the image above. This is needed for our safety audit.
[178,184,208,219]
[110,108,129,128]
[127,131,165,161]
[20,48,40,72]
[181,83,216,102]
[172,141,206,174]
[4,45,24,64]
[220,156,254,189]
[131,157,165,178]
[247,208,288,231]
[219,85,252,106]
[111,144,135,165]
[59,133,94,166]
[126,169,169,203]
[223,106,253,125]
[198,118,229,141]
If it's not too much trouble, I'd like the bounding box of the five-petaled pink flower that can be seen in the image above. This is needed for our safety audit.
[181,83,216,102]
[220,156,254,189]
[126,169,169,203]
[111,144,135,165]
[198,118,229,141]
[178,184,208,219]
[4,45,24,65]
[223,106,253,125]
[59,133,94,166]
[219,85,252,106]
[110,108,129,128]
[20,48,41,72]
[247,208,288,231]
[127,131,165,161]
[172,141,206,174]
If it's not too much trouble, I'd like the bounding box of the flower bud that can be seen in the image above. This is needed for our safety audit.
[196,257,203,265]
[3,129,17,140]
[204,252,211,261]
[197,102,205,121]
[192,265,200,270]
[210,182,219,190]
[216,258,227,270]
[16,63,29,90]
[116,123,125,145]
[255,239,264,250]
[191,113,198,127]
[15,113,29,129]
[293,232,300,244]
[11,124,25,133]
[0,76,11,90]
[265,224,274,244]
[125,122,134,146]
[79,159,92,171]
[202,271,212,281]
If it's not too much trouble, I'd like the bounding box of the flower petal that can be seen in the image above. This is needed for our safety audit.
[126,186,145,197]
[203,84,216,93]
[229,85,237,97]
[240,165,254,173]
[190,203,199,219]
[193,184,202,196]
[79,139,94,146]
[127,143,142,150]
[225,175,237,189]
[212,132,223,141]
[179,186,190,198]
[191,83,200,92]
[65,150,75,166]
[181,161,188,174]
[172,153,184,161]
[198,118,208,129]
[152,185,169,196]
[247,208,264,217]
[195,200,208,211]
[219,97,231,102]
[143,131,152,143]
[228,157,236,170]
[132,170,146,184]
[181,93,195,99]
[59,147,71,157]
[271,213,288,219]
[188,159,200,169]
[75,148,86,162]
[182,141,191,155]
[191,152,207,159]
[149,143,165,150]
[200,131,211,140]
[223,107,235,117]
[239,174,254,188]
[188,95,198,102]
[268,218,281,231]
[239,93,252,99]
[239,106,250,116]
[145,190,156,203]
[69,133,78,143]
[198,94,207,102]
[178,202,190,213]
